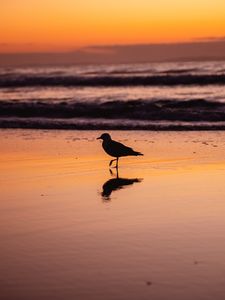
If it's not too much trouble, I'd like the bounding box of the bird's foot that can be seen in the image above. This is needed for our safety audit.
[109,159,116,167]
[109,167,119,178]
[111,165,118,169]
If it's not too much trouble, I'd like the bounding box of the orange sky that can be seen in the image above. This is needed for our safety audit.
[1,0,225,53]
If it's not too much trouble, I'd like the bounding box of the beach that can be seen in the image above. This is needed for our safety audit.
[1,129,225,300]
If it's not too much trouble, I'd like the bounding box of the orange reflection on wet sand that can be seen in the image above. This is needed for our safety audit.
[0,130,225,300]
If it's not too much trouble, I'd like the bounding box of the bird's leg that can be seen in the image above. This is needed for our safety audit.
[109,159,116,167]
[116,157,119,169]
[115,165,119,178]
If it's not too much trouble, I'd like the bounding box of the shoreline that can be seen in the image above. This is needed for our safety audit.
[1,122,225,131]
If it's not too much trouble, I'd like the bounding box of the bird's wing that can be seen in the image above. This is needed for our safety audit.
[110,140,135,156]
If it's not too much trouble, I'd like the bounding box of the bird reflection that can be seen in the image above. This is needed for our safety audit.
[101,168,142,201]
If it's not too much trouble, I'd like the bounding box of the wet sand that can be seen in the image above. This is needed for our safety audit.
[1,129,225,300]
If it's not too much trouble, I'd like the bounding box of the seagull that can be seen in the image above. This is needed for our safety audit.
[97,133,143,168]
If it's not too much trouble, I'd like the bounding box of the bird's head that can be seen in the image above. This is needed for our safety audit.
[97,133,111,141]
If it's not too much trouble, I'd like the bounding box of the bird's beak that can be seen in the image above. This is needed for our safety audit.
[97,137,101,140]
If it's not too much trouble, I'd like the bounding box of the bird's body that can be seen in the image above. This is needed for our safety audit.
[97,133,143,167]
[102,139,142,158]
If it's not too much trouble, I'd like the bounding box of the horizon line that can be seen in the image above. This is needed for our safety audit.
[1,38,225,55]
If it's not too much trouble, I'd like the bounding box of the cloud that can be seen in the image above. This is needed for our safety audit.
[0,43,11,47]
[0,42,34,47]
[193,36,225,42]
[80,46,116,55]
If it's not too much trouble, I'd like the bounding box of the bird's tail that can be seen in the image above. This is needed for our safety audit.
[133,151,143,156]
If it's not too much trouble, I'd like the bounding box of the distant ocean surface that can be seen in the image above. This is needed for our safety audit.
[0,61,225,130]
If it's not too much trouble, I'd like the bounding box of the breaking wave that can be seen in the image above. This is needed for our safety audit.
[1,98,225,130]
[1,74,225,87]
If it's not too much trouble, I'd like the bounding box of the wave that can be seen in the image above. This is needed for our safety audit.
[1,99,224,121]
[1,74,225,87]
[1,118,225,131]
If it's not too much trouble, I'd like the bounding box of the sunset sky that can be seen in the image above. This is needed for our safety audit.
[1,0,225,53]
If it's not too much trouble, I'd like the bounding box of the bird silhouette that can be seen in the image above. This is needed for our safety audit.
[97,133,143,168]
[101,168,142,200]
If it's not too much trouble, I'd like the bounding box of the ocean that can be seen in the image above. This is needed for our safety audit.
[0,61,225,130]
